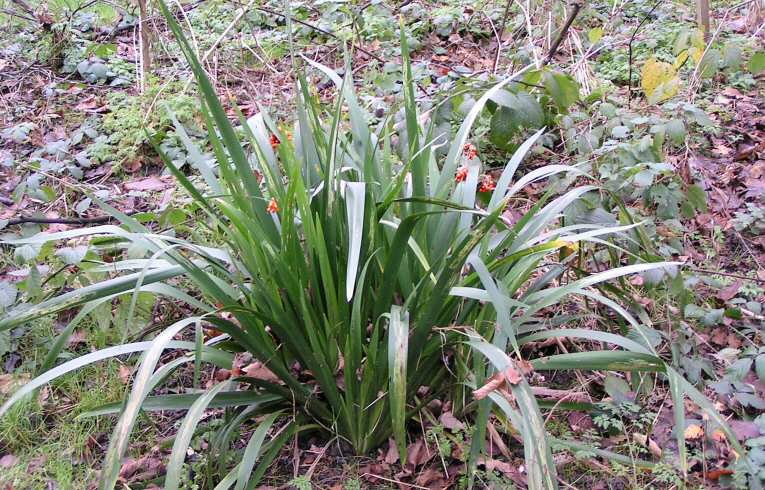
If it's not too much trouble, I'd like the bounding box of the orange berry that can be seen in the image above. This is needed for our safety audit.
[455,166,469,183]
[479,174,496,193]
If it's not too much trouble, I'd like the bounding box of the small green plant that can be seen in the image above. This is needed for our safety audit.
[593,401,654,434]
[289,475,313,490]
[732,203,765,235]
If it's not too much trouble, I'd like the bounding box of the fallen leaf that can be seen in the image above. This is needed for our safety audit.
[439,411,465,431]
[27,455,46,473]
[632,433,662,457]
[473,364,526,400]
[242,362,281,383]
[118,364,132,384]
[568,411,594,432]
[124,176,172,192]
[406,438,432,467]
[712,430,727,443]
[730,420,762,441]
[118,455,164,482]
[473,372,505,400]
[0,373,29,394]
[384,438,399,464]
[706,468,735,480]
[67,329,87,346]
[414,467,444,486]
[684,424,704,440]
[0,454,18,468]
[718,280,743,301]
[478,457,515,475]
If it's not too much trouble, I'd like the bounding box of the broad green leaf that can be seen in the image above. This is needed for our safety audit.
[542,71,579,112]
[235,412,282,490]
[489,106,518,149]
[165,381,232,490]
[749,51,765,74]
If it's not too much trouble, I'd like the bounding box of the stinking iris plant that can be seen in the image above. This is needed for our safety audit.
[0,2,754,489]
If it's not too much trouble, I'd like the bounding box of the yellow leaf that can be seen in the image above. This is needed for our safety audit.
[675,50,689,69]
[641,58,680,104]
[684,424,704,440]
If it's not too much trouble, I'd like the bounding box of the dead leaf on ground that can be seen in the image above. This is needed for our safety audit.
[684,424,704,440]
[118,364,132,384]
[632,433,662,458]
[27,455,46,473]
[0,454,19,468]
[406,438,432,468]
[414,467,445,487]
[473,363,530,400]
[67,329,87,346]
[718,280,743,301]
[124,176,173,192]
[0,373,29,395]
[384,438,399,464]
[478,457,515,475]
[439,411,465,431]
[242,362,281,384]
[568,411,594,432]
[118,455,164,482]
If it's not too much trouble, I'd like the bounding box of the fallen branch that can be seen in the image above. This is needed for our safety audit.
[7,211,140,226]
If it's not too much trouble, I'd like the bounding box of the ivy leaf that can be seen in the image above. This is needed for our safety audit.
[75,197,92,215]
[14,244,40,263]
[641,58,680,104]
[611,125,630,139]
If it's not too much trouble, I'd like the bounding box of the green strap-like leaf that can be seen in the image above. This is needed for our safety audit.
[165,381,232,490]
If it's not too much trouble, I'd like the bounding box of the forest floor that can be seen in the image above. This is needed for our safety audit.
[0,0,765,488]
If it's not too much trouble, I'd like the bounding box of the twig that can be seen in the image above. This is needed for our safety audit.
[360,474,429,489]
[484,12,502,74]
[627,0,662,106]
[9,0,33,16]
[542,1,583,66]
[687,267,765,284]
[7,211,140,226]
[253,5,385,63]
[0,7,35,22]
